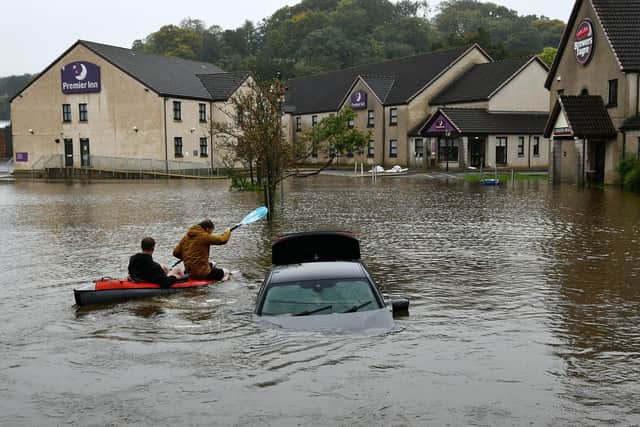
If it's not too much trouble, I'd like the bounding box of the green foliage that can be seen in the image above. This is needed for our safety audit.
[464,172,547,183]
[301,109,370,161]
[538,47,557,67]
[0,74,36,120]
[230,173,262,191]
[617,158,640,191]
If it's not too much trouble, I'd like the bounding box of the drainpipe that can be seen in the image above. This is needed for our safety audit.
[381,107,386,169]
[637,74,640,116]
[210,101,214,172]
[583,138,587,186]
[528,135,531,169]
[163,98,169,174]
[622,130,627,160]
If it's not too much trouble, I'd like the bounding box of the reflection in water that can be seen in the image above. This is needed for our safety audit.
[1,177,640,425]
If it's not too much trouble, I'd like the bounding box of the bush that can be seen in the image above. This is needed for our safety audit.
[617,158,640,182]
[623,166,640,192]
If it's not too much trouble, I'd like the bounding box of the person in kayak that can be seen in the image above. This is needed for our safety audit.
[173,219,231,281]
[128,237,185,287]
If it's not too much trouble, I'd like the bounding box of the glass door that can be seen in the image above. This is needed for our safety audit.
[80,138,90,167]
[64,138,73,167]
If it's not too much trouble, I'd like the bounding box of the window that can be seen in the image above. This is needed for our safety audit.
[389,108,398,126]
[200,137,208,157]
[296,116,302,132]
[496,136,507,164]
[517,136,525,157]
[415,138,424,158]
[367,140,375,158]
[533,136,540,157]
[348,118,354,128]
[79,103,88,122]
[173,101,181,121]
[608,79,618,107]
[367,110,375,127]
[199,103,207,122]
[62,104,71,122]
[312,115,318,127]
[174,137,183,157]
[438,138,458,162]
[389,139,398,158]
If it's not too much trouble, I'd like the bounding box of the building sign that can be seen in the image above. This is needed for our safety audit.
[574,19,595,65]
[553,127,572,136]
[15,152,28,162]
[351,91,367,110]
[61,61,101,94]
[427,113,456,134]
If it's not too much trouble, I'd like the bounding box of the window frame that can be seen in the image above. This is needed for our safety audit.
[496,136,508,165]
[173,101,182,121]
[607,79,618,107]
[312,115,318,127]
[517,136,525,157]
[389,139,398,158]
[199,137,208,157]
[437,138,459,162]
[367,140,375,158]
[79,103,88,122]
[174,137,183,158]
[367,110,375,128]
[295,116,302,132]
[415,138,424,158]
[62,104,71,123]
[533,136,540,157]
[199,103,207,123]
[389,108,398,126]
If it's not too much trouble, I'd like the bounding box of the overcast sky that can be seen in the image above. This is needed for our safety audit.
[1,0,572,77]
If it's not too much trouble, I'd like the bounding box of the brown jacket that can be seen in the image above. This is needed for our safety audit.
[173,225,231,279]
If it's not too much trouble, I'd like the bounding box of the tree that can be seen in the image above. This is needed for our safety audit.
[538,47,557,67]
[297,109,370,174]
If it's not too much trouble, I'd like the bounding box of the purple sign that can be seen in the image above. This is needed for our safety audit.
[427,113,456,133]
[15,152,28,162]
[61,61,101,94]
[351,91,367,110]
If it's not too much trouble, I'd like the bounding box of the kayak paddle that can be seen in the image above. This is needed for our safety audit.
[171,206,268,267]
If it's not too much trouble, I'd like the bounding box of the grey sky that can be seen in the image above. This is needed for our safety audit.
[1,0,572,77]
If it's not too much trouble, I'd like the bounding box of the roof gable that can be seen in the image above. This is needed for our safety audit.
[198,72,251,101]
[544,95,617,138]
[430,58,532,105]
[416,108,549,136]
[546,0,640,88]
[286,45,488,115]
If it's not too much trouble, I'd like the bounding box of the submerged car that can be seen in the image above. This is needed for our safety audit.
[255,231,409,331]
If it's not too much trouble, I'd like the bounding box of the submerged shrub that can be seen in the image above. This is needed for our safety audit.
[617,158,640,182]
[623,166,640,192]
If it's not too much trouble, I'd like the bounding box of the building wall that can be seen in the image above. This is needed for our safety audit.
[11,44,220,171]
[547,0,635,184]
[0,127,7,158]
[490,61,550,112]
[484,134,549,168]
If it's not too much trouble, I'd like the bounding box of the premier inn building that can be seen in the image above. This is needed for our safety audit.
[285,44,551,171]
[544,0,640,185]
[10,40,251,174]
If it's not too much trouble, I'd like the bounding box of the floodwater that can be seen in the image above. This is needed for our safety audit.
[1,174,639,426]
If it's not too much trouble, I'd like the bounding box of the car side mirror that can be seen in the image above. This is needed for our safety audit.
[389,298,409,316]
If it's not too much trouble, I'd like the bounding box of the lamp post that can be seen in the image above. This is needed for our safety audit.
[445,130,451,172]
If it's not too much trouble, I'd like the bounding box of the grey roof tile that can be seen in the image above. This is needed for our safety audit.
[81,40,223,99]
[544,95,617,138]
[592,0,640,70]
[198,72,250,101]
[418,108,549,135]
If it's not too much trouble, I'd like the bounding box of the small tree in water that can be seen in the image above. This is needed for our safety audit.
[214,77,370,217]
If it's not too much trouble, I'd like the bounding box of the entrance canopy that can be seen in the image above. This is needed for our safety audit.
[544,95,617,139]
[411,108,549,137]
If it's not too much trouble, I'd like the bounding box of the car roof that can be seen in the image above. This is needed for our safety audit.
[269,261,367,284]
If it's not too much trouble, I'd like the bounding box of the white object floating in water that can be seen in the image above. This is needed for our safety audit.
[385,165,408,173]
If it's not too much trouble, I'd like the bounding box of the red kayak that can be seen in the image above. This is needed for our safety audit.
[74,277,217,306]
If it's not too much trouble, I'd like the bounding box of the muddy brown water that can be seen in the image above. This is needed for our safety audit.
[1,175,639,426]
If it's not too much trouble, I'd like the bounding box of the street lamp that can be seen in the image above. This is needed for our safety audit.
[445,130,451,172]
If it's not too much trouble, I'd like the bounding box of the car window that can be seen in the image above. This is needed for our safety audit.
[261,279,380,315]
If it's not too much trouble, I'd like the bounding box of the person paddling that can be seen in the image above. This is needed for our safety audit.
[173,219,231,281]
[128,237,185,288]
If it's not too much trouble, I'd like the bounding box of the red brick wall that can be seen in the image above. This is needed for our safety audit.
[0,129,7,158]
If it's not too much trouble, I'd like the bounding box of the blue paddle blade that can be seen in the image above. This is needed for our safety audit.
[239,206,268,225]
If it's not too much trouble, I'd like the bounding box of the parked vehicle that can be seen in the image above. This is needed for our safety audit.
[255,231,409,331]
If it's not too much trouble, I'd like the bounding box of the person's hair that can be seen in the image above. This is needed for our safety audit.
[199,219,214,230]
[141,237,156,251]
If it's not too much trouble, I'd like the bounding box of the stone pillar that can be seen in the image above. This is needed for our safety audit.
[461,136,468,169]
[575,138,585,186]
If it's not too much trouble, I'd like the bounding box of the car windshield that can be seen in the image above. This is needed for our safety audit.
[261,279,380,316]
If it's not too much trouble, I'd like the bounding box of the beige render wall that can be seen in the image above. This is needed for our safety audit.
[489,61,549,112]
[11,44,166,170]
[165,98,213,167]
[485,134,549,168]
[408,47,491,129]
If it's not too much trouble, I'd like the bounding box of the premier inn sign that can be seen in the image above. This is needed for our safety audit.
[574,19,595,65]
[61,61,101,94]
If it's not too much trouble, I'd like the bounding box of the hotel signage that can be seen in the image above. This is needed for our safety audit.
[427,113,456,134]
[351,91,367,110]
[15,152,28,162]
[574,19,595,65]
[61,61,101,94]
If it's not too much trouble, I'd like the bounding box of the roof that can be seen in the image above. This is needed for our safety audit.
[198,72,251,101]
[360,75,396,103]
[543,95,617,138]
[621,115,640,130]
[546,0,640,88]
[11,40,231,102]
[286,45,489,115]
[81,40,222,100]
[417,108,550,136]
[430,58,532,105]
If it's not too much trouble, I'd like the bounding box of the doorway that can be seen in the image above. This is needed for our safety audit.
[588,140,606,184]
[469,137,485,167]
[64,138,73,167]
[80,138,90,167]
